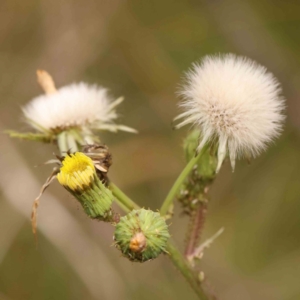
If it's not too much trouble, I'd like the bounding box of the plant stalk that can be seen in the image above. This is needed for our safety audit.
[109,182,140,212]
[167,242,210,300]
[185,202,207,258]
[160,146,208,216]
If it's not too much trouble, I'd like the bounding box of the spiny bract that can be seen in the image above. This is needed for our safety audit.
[114,209,170,262]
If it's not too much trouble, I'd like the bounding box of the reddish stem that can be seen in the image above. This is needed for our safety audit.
[184,202,207,258]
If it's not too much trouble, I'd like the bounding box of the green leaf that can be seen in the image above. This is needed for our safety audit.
[5,130,54,143]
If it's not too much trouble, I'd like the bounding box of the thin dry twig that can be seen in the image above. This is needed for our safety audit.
[187,227,224,266]
[31,167,59,240]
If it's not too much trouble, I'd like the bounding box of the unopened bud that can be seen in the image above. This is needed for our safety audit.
[114,209,170,262]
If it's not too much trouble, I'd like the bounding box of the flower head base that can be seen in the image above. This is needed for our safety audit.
[175,54,285,172]
[9,70,137,154]
[57,152,114,220]
[178,130,217,215]
[114,209,170,262]
[183,130,217,179]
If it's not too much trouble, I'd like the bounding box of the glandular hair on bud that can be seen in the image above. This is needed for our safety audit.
[114,209,170,262]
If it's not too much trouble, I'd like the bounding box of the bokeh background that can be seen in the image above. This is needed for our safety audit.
[1,0,300,299]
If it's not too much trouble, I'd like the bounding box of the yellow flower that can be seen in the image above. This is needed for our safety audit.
[57,152,95,191]
[57,152,114,220]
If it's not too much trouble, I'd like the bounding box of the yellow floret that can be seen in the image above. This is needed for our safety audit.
[57,152,95,191]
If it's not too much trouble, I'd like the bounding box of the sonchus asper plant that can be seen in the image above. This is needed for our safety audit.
[7,53,286,300]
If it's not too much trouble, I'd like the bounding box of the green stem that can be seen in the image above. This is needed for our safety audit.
[110,182,210,300]
[167,242,210,300]
[57,131,68,156]
[109,182,140,212]
[160,146,208,216]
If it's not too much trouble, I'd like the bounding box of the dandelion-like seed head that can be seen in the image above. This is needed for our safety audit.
[11,70,137,153]
[57,152,95,192]
[23,83,133,134]
[176,54,285,172]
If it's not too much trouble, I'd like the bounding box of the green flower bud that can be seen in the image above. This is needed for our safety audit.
[57,152,114,221]
[114,209,170,262]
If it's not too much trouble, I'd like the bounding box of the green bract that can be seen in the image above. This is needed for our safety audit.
[114,209,170,262]
[183,130,217,179]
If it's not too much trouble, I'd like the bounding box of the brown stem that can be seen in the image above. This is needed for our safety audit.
[184,202,207,258]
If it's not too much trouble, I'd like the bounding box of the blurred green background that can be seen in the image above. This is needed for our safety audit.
[1,0,300,299]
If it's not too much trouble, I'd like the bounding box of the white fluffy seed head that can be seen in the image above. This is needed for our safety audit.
[176,54,285,172]
[23,82,136,134]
